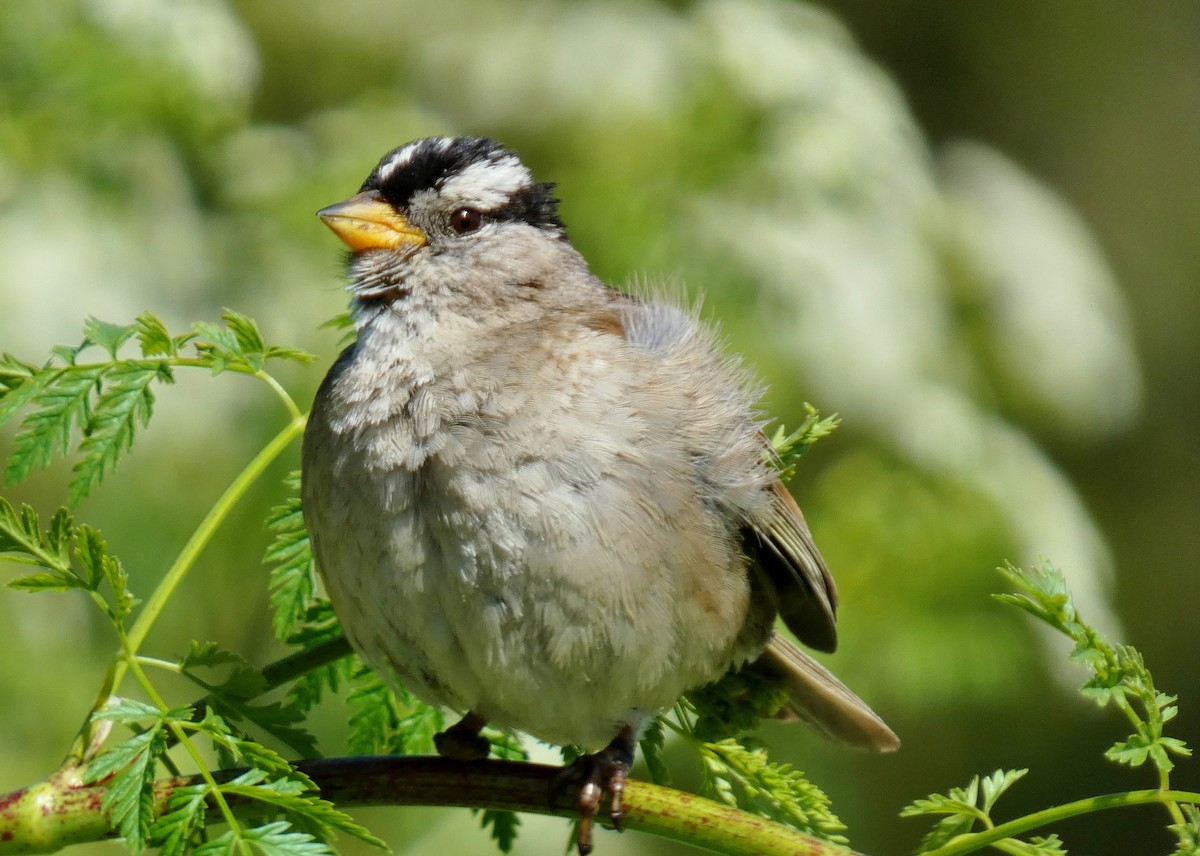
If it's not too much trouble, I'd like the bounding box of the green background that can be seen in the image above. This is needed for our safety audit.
[1,2,1196,854]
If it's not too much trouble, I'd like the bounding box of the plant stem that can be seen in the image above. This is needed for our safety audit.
[0,758,856,856]
[67,414,307,764]
[123,414,306,670]
[123,649,246,838]
[924,789,1200,856]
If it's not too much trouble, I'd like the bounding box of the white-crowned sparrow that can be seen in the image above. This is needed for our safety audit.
[301,136,897,852]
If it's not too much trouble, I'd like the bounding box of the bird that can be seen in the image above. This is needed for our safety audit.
[301,135,898,853]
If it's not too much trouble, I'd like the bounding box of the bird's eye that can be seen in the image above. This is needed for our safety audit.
[449,207,483,234]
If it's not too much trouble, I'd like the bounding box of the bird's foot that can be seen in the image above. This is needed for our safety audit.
[433,711,491,760]
[554,725,636,855]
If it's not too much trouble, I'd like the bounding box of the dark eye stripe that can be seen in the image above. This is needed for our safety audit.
[363,136,566,235]
[491,182,565,231]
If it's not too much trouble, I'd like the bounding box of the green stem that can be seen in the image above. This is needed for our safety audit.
[253,370,303,421]
[67,414,307,764]
[1160,767,1186,825]
[123,651,246,838]
[924,789,1200,856]
[0,758,855,856]
[123,413,306,664]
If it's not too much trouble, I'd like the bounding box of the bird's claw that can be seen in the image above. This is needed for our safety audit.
[554,725,636,855]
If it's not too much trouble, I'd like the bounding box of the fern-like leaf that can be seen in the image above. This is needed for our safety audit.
[699,739,847,845]
[265,471,317,640]
[70,362,163,504]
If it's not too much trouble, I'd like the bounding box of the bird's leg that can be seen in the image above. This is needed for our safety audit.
[554,724,637,855]
[433,710,491,760]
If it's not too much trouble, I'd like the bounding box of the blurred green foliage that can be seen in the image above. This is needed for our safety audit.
[2,1,1196,854]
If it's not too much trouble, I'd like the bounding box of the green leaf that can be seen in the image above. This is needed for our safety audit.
[684,667,789,743]
[219,776,386,850]
[477,808,521,853]
[265,472,317,640]
[149,783,209,856]
[767,404,840,482]
[1170,803,1200,856]
[7,570,85,592]
[996,562,1191,773]
[393,684,445,756]
[194,709,312,783]
[86,725,168,853]
[193,311,315,376]
[1,501,94,594]
[699,739,846,845]
[83,317,138,359]
[5,366,101,486]
[195,822,333,856]
[133,311,196,360]
[283,604,350,714]
[979,768,1028,815]
[181,640,253,671]
[92,698,168,722]
[0,353,51,427]
[209,694,319,759]
[346,670,403,756]
[902,774,987,853]
[638,716,671,786]
[481,727,528,762]
[70,362,159,504]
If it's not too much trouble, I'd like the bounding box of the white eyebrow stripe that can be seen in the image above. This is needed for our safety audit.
[377,137,455,184]
[439,155,531,209]
[376,144,417,183]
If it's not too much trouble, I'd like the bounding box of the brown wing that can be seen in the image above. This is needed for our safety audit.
[751,635,899,751]
[744,480,839,653]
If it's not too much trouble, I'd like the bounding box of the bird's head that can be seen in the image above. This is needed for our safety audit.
[318,136,568,304]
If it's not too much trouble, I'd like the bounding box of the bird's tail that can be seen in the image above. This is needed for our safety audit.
[749,635,900,752]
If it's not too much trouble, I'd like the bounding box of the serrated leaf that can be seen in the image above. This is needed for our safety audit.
[149,782,209,856]
[92,698,167,722]
[394,686,444,756]
[5,366,101,486]
[70,362,159,504]
[195,710,313,784]
[46,507,74,564]
[86,726,167,852]
[7,570,85,592]
[699,739,846,845]
[638,716,671,786]
[192,312,315,376]
[194,822,334,856]
[181,641,253,671]
[83,318,138,359]
[477,809,521,853]
[346,671,402,756]
[0,499,38,555]
[481,727,528,762]
[217,782,386,850]
[223,309,268,357]
[75,525,112,591]
[1169,804,1200,856]
[210,694,319,759]
[0,357,52,428]
[134,311,192,358]
[283,608,351,715]
[265,473,317,640]
[979,768,1027,814]
[997,562,1192,774]
[768,404,840,482]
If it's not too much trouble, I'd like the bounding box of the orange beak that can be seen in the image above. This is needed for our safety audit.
[317,190,427,252]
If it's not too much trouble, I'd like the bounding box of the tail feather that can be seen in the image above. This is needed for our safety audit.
[750,635,900,752]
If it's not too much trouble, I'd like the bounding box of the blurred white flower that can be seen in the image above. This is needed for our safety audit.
[939,141,1142,438]
[688,0,1134,640]
[84,0,258,105]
